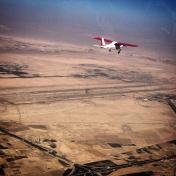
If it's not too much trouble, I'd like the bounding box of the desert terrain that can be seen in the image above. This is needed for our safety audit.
[0,35,176,176]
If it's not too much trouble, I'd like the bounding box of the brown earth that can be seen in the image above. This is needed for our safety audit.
[0,35,176,176]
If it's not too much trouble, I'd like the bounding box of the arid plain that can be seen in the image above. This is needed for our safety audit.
[0,35,176,176]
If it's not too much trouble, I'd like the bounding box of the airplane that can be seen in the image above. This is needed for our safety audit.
[93,37,138,54]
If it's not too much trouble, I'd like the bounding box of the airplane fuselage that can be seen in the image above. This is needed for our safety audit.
[100,42,116,49]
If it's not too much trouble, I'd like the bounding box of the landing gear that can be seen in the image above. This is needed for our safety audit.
[118,49,121,54]
[115,43,121,54]
[109,49,111,52]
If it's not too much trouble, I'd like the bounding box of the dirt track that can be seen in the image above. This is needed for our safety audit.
[0,83,176,105]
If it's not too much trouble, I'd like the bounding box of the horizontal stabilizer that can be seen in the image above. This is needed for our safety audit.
[93,44,101,47]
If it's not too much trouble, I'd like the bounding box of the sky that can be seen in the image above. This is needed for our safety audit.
[0,0,176,55]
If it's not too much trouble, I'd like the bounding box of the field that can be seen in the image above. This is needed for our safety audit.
[0,35,176,176]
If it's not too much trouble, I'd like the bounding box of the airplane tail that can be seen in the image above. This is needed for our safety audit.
[101,37,106,46]
[93,44,101,47]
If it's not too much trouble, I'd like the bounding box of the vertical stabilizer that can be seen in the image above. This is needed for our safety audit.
[101,37,106,46]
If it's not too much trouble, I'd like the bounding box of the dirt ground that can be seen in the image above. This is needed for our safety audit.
[0,35,176,176]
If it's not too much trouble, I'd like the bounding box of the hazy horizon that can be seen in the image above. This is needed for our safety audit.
[0,0,176,56]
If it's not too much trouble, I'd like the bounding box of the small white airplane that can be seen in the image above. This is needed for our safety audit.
[93,36,138,54]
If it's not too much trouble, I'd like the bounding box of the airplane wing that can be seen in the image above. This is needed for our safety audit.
[117,42,138,47]
[93,37,113,43]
